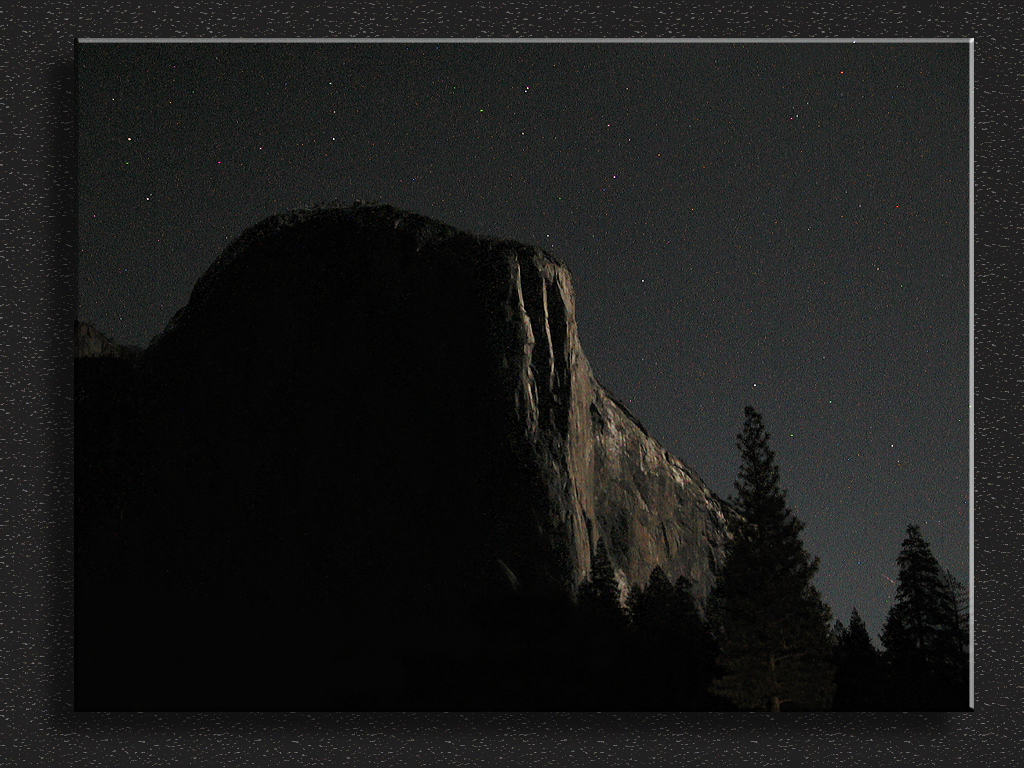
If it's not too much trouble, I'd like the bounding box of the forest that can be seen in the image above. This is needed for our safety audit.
[417,405,972,712]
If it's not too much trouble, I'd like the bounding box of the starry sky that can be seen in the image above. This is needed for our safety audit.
[76,40,970,644]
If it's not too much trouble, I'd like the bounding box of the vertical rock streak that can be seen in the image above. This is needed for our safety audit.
[501,232,731,611]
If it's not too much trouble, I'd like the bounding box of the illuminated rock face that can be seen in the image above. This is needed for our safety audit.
[75,319,138,359]
[76,203,735,708]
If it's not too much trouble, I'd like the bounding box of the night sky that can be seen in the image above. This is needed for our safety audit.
[76,40,970,643]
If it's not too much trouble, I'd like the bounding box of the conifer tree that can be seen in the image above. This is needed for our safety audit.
[621,566,721,710]
[943,569,971,707]
[674,574,725,710]
[707,406,835,711]
[629,565,674,636]
[880,525,969,710]
[942,568,971,670]
[624,565,675,709]
[574,536,629,707]
[833,607,885,710]
[673,575,711,650]
[578,536,623,622]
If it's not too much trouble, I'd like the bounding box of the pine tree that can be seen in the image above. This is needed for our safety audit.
[942,568,971,674]
[707,406,835,711]
[630,565,675,636]
[833,607,885,710]
[674,574,725,710]
[673,575,711,652]
[578,536,623,622]
[574,536,629,707]
[881,525,969,710]
[944,569,971,709]
[621,566,721,710]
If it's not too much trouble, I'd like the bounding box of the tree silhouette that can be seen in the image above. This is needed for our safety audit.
[578,536,623,623]
[571,535,630,707]
[707,406,835,711]
[880,524,970,710]
[619,566,722,710]
[629,565,674,634]
[672,574,725,709]
[832,607,886,710]
[942,567,971,690]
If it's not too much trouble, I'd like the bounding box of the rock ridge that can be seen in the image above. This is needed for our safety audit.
[137,201,733,608]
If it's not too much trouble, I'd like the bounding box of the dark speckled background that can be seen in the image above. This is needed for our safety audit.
[4,3,1018,766]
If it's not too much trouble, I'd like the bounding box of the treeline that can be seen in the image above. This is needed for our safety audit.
[708,406,971,711]
[394,539,730,711]
[833,526,970,711]
[539,405,971,712]
[427,405,969,712]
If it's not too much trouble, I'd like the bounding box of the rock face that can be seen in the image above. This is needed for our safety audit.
[75,319,139,359]
[147,203,730,598]
[75,202,734,709]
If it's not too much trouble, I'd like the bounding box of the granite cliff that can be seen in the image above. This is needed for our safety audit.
[74,319,140,359]
[75,202,735,709]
